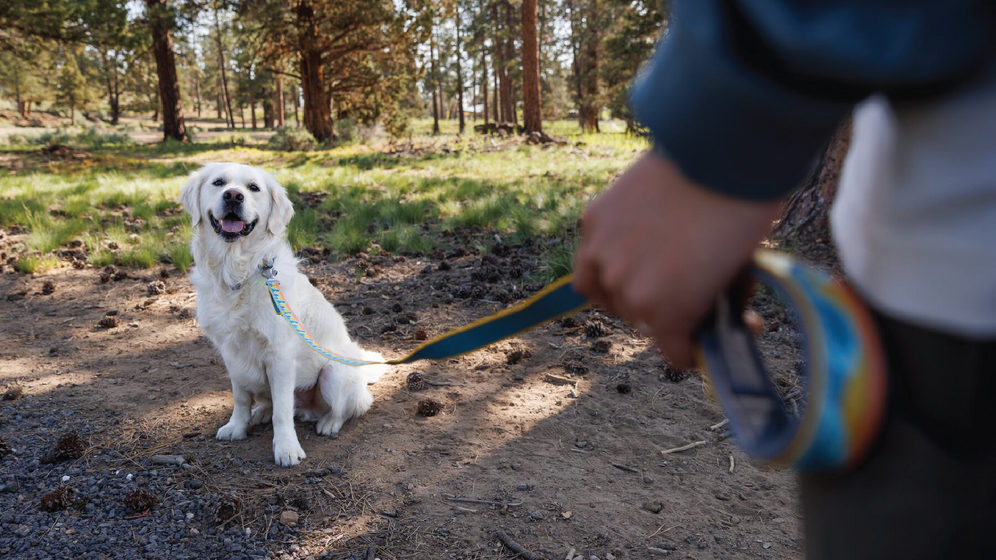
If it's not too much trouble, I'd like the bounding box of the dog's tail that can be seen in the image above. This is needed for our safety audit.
[358,350,388,384]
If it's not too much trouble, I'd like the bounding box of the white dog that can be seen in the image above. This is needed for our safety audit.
[180,162,386,467]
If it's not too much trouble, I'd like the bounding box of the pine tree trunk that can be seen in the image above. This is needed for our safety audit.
[213,0,235,129]
[521,0,542,134]
[482,52,489,126]
[274,73,284,127]
[263,97,274,129]
[194,75,202,118]
[293,85,300,126]
[146,0,187,142]
[771,119,852,264]
[455,6,466,134]
[216,91,222,119]
[249,87,257,130]
[503,2,516,125]
[299,49,333,142]
[492,66,499,122]
[430,20,440,135]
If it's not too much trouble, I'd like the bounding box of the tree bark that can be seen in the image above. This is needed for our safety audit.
[455,5,466,134]
[274,73,284,127]
[213,0,235,128]
[482,52,489,125]
[249,85,257,130]
[263,96,274,129]
[194,74,202,118]
[492,65,500,122]
[521,0,542,133]
[430,19,440,135]
[503,1,517,125]
[100,50,122,125]
[293,84,300,126]
[296,1,334,142]
[146,0,187,142]
[771,119,852,264]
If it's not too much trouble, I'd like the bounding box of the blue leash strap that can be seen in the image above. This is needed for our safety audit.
[257,258,589,366]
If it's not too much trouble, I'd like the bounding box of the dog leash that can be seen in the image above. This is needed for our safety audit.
[257,252,887,470]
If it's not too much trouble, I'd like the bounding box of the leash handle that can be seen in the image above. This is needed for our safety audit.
[697,251,888,469]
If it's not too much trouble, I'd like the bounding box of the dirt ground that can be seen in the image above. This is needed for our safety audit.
[0,226,804,559]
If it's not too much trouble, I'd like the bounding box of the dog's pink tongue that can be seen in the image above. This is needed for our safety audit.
[220,219,244,233]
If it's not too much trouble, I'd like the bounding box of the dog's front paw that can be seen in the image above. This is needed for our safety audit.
[216,421,248,441]
[273,438,306,467]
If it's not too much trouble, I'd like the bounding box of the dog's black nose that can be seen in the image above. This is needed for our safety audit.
[223,189,244,203]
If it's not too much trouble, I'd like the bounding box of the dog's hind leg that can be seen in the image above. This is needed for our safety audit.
[316,364,373,437]
[250,392,272,426]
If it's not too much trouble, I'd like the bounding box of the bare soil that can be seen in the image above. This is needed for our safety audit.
[0,227,804,559]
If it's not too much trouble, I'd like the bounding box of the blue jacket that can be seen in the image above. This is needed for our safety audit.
[631,0,994,200]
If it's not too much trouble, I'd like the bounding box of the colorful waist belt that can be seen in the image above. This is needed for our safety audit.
[258,250,887,470]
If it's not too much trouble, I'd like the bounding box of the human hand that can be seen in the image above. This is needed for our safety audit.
[573,152,780,367]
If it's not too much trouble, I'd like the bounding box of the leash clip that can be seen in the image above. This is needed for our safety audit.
[258,257,278,280]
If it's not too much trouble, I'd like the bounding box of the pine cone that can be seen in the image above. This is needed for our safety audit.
[215,494,243,523]
[406,371,426,392]
[42,430,86,464]
[40,487,75,512]
[124,489,158,512]
[416,399,443,417]
[0,436,8,460]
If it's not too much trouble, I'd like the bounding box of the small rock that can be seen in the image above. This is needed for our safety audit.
[149,455,186,466]
[279,510,300,527]
[380,509,398,518]
[641,501,663,514]
[506,349,532,365]
[763,542,772,549]
[529,510,545,521]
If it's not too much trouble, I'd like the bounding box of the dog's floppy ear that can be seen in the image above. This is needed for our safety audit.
[179,166,208,227]
[265,173,294,237]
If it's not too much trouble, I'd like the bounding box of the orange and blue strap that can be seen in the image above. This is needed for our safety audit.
[258,252,887,470]
[258,258,589,366]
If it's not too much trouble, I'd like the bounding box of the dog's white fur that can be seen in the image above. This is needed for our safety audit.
[180,162,386,467]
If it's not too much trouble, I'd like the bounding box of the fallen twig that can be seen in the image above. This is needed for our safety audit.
[709,419,729,431]
[544,373,578,385]
[496,531,544,560]
[424,379,452,387]
[611,463,639,474]
[647,522,680,539]
[729,454,735,474]
[660,440,707,455]
[446,496,522,507]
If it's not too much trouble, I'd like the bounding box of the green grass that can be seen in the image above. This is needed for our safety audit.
[0,118,647,273]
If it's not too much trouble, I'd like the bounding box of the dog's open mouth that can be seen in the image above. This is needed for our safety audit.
[208,211,258,242]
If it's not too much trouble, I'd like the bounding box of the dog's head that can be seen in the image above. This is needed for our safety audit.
[179,163,294,243]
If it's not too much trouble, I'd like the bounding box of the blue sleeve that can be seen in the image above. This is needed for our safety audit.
[632,0,993,201]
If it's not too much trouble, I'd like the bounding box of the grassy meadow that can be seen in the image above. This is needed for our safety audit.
[0,118,647,278]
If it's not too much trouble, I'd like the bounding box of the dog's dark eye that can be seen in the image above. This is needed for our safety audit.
[248,183,260,192]
[212,179,224,187]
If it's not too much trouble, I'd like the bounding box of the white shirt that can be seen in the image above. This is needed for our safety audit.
[832,64,996,337]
